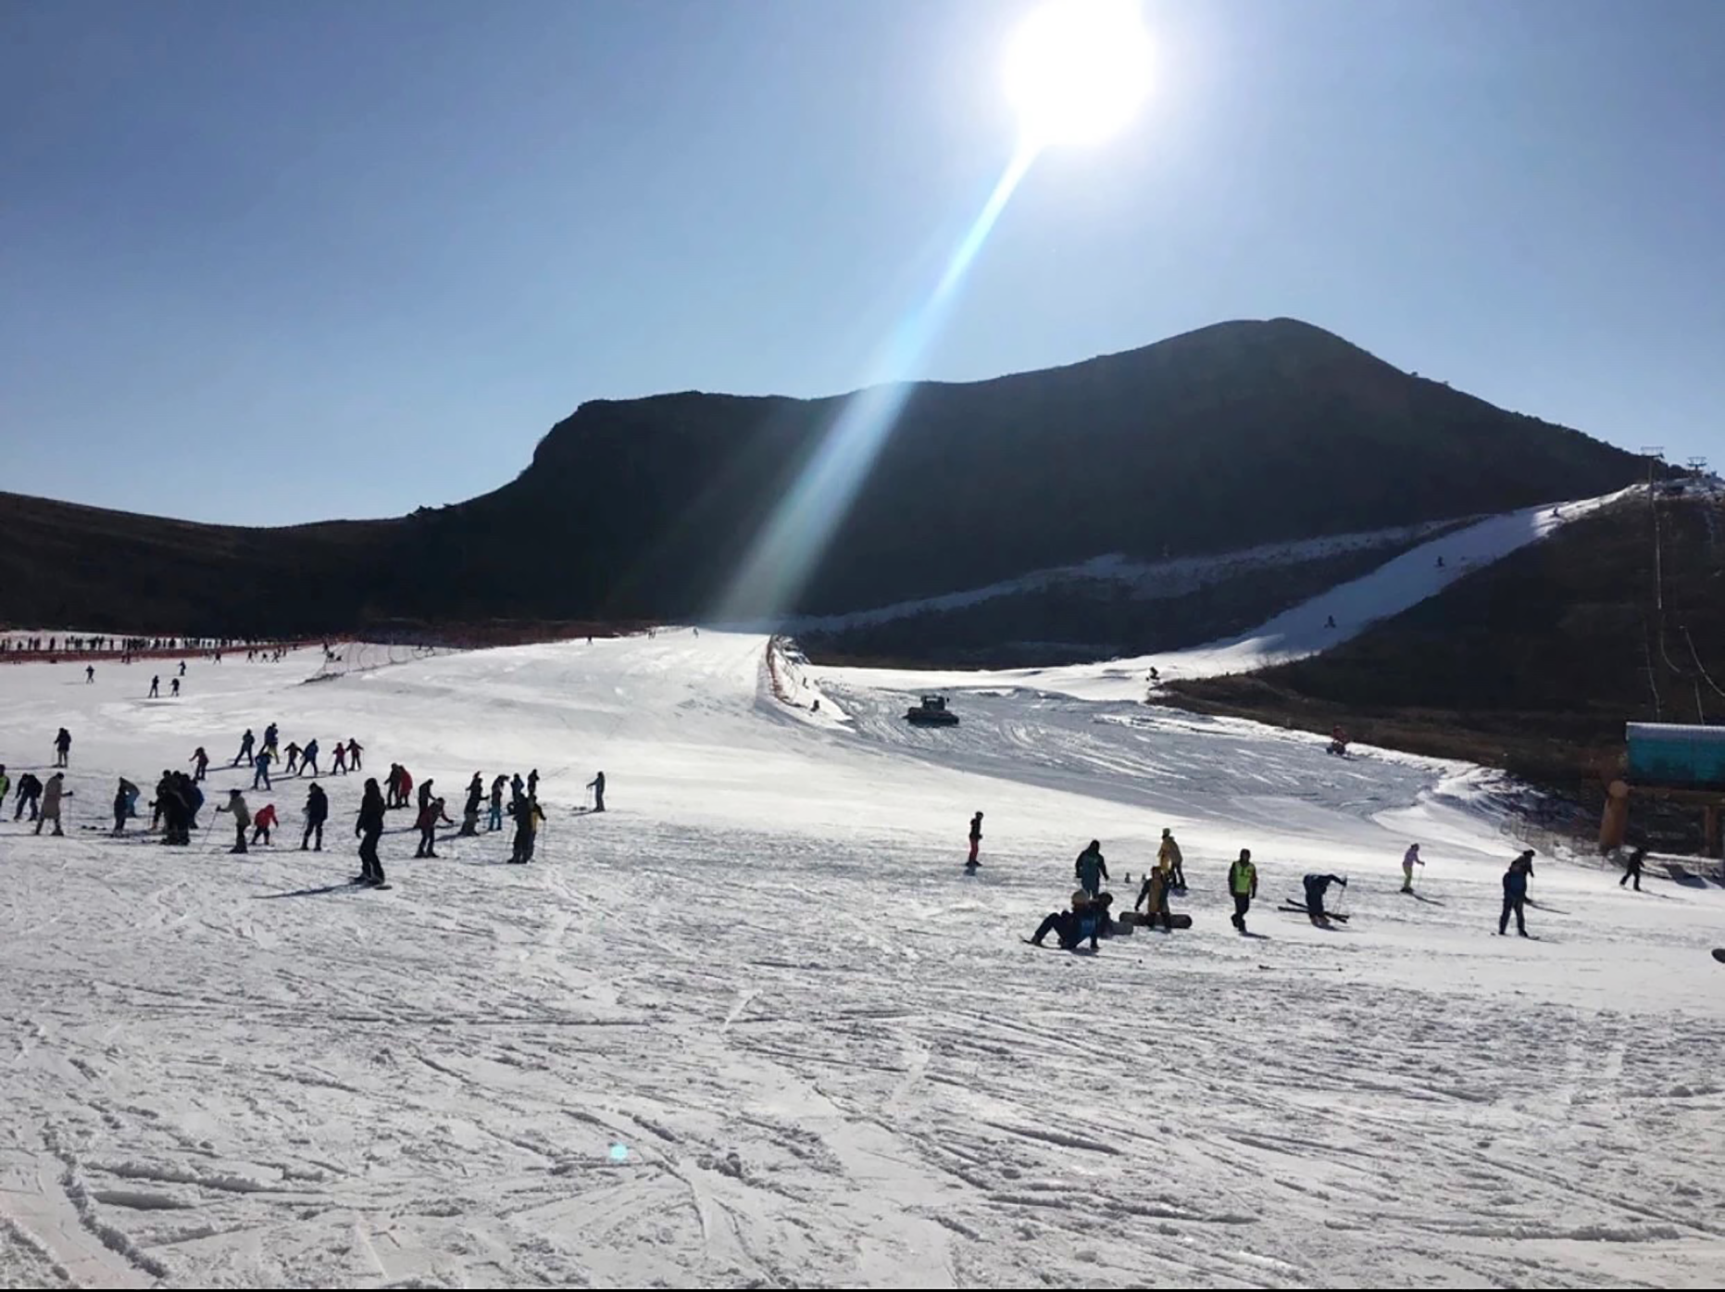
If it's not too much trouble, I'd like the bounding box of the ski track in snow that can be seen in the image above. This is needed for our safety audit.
[1,631,1723,1288]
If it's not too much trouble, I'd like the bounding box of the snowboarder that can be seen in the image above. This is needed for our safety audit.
[346,738,363,771]
[1159,828,1186,890]
[217,789,252,853]
[1303,873,1348,925]
[54,727,71,767]
[1075,840,1108,898]
[85,665,94,683]
[967,811,984,866]
[14,772,43,821]
[1136,861,1174,931]
[35,773,71,835]
[461,774,483,836]
[190,747,209,782]
[1499,854,1531,937]
[587,770,605,813]
[355,779,387,886]
[302,739,320,776]
[253,747,273,791]
[1620,846,1646,891]
[1229,848,1258,932]
[1401,843,1424,893]
[233,729,255,767]
[488,775,507,831]
[251,802,278,846]
[302,783,329,850]
[284,742,302,775]
[170,677,181,697]
[1031,892,1107,951]
[414,797,454,858]
[149,675,160,698]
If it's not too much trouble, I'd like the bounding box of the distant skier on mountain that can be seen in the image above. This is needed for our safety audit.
[1620,846,1646,892]
[355,779,387,887]
[967,811,984,867]
[1303,872,1348,925]
[1228,848,1258,932]
[302,783,329,851]
[587,771,606,813]
[85,665,94,683]
[1075,840,1108,898]
[149,675,160,698]
[1401,843,1424,893]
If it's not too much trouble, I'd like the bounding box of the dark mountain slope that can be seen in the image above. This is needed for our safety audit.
[0,318,1641,634]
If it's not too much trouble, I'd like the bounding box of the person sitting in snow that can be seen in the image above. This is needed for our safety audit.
[1031,891,1111,951]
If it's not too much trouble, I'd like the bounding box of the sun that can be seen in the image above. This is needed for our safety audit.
[1003,0,1154,149]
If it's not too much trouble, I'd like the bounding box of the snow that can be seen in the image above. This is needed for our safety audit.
[3,627,1724,1288]
[813,488,1638,701]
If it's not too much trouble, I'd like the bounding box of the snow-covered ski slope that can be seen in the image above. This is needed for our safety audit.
[815,488,1635,702]
[2,629,1722,1288]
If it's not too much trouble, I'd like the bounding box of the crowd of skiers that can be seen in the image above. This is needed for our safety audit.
[0,718,607,888]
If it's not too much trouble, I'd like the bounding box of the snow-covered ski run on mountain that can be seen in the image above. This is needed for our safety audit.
[1,630,1721,1288]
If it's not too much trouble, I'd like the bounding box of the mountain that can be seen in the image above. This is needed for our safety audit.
[0,318,1641,636]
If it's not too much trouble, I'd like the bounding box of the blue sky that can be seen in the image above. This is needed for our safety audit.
[3,0,1721,525]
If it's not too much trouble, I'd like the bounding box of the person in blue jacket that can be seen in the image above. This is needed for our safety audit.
[1031,892,1113,951]
[1499,852,1532,937]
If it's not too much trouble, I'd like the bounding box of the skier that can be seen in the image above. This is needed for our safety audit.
[527,768,539,800]
[510,772,525,802]
[967,811,984,866]
[263,723,279,758]
[1302,872,1348,925]
[85,665,94,683]
[251,802,278,846]
[1229,848,1258,932]
[190,747,209,782]
[1325,614,1337,629]
[253,746,274,791]
[1499,854,1531,937]
[36,773,72,836]
[417,777,434,813]
[112,777,139,835]
[385,764,402,808]
[587,770,606,812]
[301,783,329,851]
[233,728,255,767]
[414,797,454,858]
[170,677,181,697]
[0,764,8,816]
[217,789,252,853]
[488,775,507,831]
[1074,840,1108,898]
[1030,891,1108,951]
[149,675,160,698]
[54,727,71,768]
[14,772,43,821]
[330,741,348,775]
[461,774,484,836]
[158,776,193,846]
[284,742,302,775]
[1159,828,1186,891]
[510,792,544,863]
[1620,846,1646,891]
[1401,843,1425,893]
[346,738,363,771]
[302,738,320,776]
[355,779,387,886]
[178,660,186,677]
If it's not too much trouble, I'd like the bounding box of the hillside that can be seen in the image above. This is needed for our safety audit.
[1165,489,1725,798]
[0,318,1641,635]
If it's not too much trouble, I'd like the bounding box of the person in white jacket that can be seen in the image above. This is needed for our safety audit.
[1401,843,1425,894]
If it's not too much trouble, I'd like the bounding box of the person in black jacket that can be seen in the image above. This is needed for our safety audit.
[1303,873,1348,925]
[461,773,484,836]
[1620,846,1646,892]
[1499,855,1531,936]
[13,772,43,821]
[967,811,984,866]
[302,783,329,851]
[355,779,387,886]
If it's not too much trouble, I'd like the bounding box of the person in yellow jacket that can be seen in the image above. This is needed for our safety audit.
[1158,828,1186,891]
[1228,848,1258,933]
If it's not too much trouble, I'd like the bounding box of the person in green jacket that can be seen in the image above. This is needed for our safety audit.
[1228,848,1258,932]
[1074,840,1108,897]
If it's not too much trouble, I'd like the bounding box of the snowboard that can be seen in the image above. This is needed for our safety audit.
[1122,911,1193,930]
[1282,901,1350,922]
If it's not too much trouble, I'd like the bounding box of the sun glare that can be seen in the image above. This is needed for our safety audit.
[1004,0,1154,149]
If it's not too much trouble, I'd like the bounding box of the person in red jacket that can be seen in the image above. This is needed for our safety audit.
[251,802,279,845]
[414,797,454,858]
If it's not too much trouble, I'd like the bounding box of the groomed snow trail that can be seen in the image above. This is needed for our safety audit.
[1,633,1722,1288]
